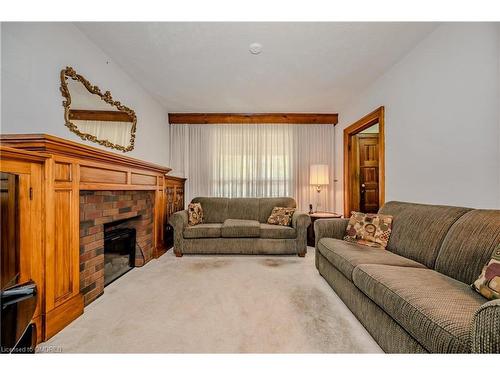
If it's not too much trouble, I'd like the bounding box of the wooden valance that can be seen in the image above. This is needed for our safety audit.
[168,113,338,125]
[68,109,133,123]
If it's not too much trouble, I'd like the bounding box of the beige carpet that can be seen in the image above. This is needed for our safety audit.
[40,248,382,353]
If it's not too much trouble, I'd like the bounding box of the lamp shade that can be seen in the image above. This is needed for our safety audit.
[310,164,329,185]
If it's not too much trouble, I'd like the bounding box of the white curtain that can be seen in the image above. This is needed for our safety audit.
[169,123,336,212]
[74,120,133,148]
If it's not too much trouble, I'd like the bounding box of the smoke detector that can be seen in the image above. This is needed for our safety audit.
[249,42,263,55]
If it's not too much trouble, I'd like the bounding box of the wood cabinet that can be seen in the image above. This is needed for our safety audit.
[1,134,172,342]
[164,176,186,250]
[0,147,48,343]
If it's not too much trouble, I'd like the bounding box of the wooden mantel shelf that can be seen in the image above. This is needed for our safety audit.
[0,134,170,174]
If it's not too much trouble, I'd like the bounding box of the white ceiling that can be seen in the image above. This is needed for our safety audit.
[76,22,439,113]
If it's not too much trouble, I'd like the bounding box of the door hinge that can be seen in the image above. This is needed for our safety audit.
[29,187,33,200]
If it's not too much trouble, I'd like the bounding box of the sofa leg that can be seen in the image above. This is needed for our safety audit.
[298,251,306,257]
[174,250,183,257]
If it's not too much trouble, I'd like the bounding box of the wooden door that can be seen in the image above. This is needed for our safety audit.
[357,134,379,213]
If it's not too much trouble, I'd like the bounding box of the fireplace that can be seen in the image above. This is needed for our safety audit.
[103,225,136,286]
[79,190,155,305]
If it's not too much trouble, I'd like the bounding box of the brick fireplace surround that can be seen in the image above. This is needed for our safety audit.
[79,190,155,305]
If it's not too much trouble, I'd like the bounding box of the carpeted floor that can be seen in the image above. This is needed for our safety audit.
[40,248,382,353]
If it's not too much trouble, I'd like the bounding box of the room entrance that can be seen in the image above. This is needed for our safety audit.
[343,107,385,216]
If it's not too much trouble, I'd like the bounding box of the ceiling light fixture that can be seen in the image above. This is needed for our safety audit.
[249,42,262,55]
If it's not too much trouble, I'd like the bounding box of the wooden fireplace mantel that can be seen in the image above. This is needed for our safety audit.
[0,134,174,342]
[0,134,170,175]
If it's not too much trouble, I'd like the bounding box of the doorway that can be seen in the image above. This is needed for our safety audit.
[343,106,385,216]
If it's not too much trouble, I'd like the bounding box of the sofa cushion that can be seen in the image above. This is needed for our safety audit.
[352,264,487,353]
[221,219,260,238]
[187,202,203,226]
[258,197,296,223]
[227,198,260,221]
[183,223,222,239]
[434,209,500,285]
[378,201,471,268]
[267,207,296,226]
[318,238,426,281]
[259,223,297,239]
[472,245,500,300]
[344,211,393,249]
[191,197,228,223]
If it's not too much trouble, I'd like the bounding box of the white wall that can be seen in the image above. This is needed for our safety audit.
[336,23,500,210]
[1,22,170,166]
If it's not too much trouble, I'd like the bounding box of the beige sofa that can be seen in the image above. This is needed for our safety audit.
[315,201,500,353]
[170,197,311,256]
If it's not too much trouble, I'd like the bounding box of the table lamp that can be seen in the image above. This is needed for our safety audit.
[310,164,329,212]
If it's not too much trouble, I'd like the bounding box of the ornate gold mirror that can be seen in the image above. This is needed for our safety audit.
[60,66,137,152]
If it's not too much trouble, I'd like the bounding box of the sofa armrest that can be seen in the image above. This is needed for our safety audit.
[292,211,311,256]
[314,218,349,247]
[314,218,349,269]
[169,210,188,256]
[470,298,500,353]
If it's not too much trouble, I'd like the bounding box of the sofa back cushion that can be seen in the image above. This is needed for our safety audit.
[190,197,297,224]
[378,201,471,268]
[258,197,296,223]
[227,198,260,221]
[191,197,229,223]
[434,209,500,285]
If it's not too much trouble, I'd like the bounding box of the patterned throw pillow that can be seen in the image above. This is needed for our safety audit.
[473,245,500,300]
[188,202,203,226]
[343,211,393,249]
[267,207,296,226]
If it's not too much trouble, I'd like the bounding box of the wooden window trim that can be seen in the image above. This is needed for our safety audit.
[343,106,385,217]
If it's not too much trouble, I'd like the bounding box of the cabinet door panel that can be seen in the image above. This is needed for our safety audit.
[51,189,79,306]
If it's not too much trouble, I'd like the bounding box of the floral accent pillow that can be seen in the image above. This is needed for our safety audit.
[188,202,203,226]
[343,211,393,249]
[267,207,296,226]
[473,245,500,300]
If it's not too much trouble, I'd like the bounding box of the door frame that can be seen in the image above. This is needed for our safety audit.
[343,106,385,217]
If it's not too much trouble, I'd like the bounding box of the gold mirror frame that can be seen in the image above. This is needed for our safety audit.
[60,66,137,152]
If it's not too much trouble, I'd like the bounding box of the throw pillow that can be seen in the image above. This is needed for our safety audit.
[472,245,500,300]
[267,207,296,226]
[343,211,393,249]
[187,202,203,226]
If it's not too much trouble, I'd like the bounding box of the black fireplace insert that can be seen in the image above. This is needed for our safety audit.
[104,227,136,286]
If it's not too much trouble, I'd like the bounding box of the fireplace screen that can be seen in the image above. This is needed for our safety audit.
[104,227,136,286]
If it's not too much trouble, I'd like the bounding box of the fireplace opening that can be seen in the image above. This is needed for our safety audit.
[103,226,136,287]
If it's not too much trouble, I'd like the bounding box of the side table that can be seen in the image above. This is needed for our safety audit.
[307,212,342,247]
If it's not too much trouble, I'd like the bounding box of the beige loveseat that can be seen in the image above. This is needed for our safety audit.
[170,197,311,257]
[315,201,500,353]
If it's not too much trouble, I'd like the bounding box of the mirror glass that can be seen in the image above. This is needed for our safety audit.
[60,67,136,152]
